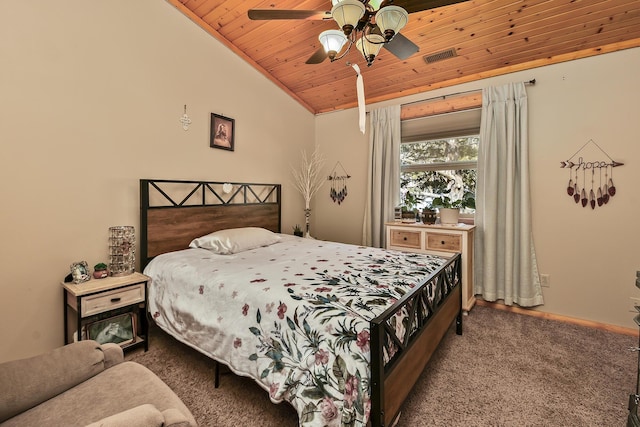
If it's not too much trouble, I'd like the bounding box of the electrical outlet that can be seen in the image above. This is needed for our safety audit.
[540,274,550,288]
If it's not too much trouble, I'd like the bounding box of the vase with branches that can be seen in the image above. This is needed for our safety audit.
[291,147,326,238]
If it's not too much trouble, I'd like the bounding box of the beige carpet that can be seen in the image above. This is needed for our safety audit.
[127,305,637,426]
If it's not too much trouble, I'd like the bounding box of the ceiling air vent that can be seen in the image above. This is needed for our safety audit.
[424,48,457,64]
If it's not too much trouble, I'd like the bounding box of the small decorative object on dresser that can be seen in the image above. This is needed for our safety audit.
[92,262,109,279]
[431,191,476,225]
[70,261,90,284]
[108,226,135,276]
[394,206,403,221]
[439,208,460,225]
[400,192,421,222]
[421,207,437,224]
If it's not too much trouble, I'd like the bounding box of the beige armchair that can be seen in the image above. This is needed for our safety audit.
[0,340,197,427]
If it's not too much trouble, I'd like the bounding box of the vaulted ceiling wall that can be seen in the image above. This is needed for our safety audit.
[168,0,640,114]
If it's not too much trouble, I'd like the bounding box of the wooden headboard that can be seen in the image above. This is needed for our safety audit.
[140,179,281,268]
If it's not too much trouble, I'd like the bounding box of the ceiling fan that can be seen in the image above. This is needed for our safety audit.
[248,0,468,67]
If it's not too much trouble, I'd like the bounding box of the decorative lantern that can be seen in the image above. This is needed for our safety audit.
[108,226,135,276]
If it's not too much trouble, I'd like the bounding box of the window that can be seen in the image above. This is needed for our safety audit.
[400,109,480,214]
[401,136,478,211]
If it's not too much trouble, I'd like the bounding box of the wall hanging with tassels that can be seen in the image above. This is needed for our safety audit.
[561,139,623,209]
[328,162,351,205]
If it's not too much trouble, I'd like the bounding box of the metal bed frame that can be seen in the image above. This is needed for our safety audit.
[139,179,462,427]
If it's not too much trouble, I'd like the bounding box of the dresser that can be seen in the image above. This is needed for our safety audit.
[385,222,476,311]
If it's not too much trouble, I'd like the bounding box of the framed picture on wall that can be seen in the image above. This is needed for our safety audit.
[210,113,235,151]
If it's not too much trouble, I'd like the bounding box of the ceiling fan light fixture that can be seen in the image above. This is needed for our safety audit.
[375,5,409,41]
[331,0,366,36]
[356,33,385,66]
[319,29,348,60]
[367,0,384,11]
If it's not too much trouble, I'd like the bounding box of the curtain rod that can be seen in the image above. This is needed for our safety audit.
[401,79,536,108]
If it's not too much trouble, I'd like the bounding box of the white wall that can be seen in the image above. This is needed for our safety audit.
[314,47,640,330]
[313,108,368,244]
[0,0,314,362]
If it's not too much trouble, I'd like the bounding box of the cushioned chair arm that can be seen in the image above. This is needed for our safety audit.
[100,343,124,369]
[161,408,197,427]
[84,404,164,427]
[0,340,109,423]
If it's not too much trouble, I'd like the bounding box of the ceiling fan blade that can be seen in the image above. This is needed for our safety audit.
[305,47,328,65]
[383,33,419,60]
[391,0,469,14]
[248,9,332,21]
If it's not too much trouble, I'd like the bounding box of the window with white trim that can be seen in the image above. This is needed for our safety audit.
[400,109,480,215]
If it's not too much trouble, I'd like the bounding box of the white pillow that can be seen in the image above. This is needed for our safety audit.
[189,227,281,254]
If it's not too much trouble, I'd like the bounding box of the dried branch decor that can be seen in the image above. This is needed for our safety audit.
[291,147,326,237]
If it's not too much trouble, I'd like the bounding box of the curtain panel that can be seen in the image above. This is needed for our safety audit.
[362,105,401,248]
[475,83,544,307]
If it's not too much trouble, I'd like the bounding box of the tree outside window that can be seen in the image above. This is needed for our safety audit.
[400,135,478,212]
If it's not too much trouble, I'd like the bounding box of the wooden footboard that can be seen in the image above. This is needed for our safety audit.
[369,254,462,427]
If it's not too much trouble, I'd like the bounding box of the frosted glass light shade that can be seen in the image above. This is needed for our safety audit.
[375,5,409,40]
[367,0,384,10]
[319,29,348,59]
[331,0,366,34]
[356,33,385,65]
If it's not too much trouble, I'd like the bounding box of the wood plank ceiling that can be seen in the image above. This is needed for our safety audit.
[168,0,640,115]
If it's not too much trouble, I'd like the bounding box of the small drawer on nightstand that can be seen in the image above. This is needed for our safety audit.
[425,233,461,252]
[81,283,145,317]
[389,229,421,249]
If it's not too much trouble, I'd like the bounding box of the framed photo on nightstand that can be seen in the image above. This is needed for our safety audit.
[70,261,90,284]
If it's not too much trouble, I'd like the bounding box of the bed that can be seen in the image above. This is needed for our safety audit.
[140,179,462,427]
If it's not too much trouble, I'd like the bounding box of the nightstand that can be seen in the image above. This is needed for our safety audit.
[62,271,150,352]
[385,222,476,311]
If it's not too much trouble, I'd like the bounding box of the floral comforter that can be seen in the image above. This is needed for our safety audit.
[145,235,449,427]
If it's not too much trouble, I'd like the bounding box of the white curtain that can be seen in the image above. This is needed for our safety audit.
[475,83,544,307]
[362,105,401,248]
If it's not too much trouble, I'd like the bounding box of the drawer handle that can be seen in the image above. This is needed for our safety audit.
[110,297,122,303]
[441,240,445,245]
[403,237,407,241]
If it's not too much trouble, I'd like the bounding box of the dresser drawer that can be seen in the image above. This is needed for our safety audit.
[81,283,145,317]
[389,229,421,249]
[425,233,461,252]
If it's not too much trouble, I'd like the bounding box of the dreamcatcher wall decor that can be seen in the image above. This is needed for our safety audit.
[560,139,624,209]
[328,162,351,205]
